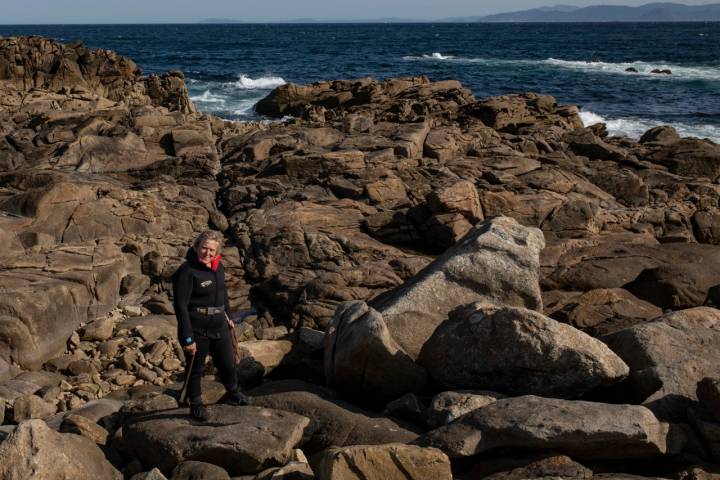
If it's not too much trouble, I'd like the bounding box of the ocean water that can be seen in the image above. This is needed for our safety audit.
[1,23,719,141]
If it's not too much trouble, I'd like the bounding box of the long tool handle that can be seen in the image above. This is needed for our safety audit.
[179,352,196,405]
[225,312,241,365]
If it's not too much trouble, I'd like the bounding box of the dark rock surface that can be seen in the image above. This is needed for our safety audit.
[122,405,309,475]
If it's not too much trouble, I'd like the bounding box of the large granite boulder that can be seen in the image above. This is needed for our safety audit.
[602,307,720,422]
[370,215,546,353]
[416,396,668,460]
[418,303,629,397]
[324,216,545,403]
[323,301,428,404]
[0,419,122,479]
[313,444,452,480]
[122,405,310,476]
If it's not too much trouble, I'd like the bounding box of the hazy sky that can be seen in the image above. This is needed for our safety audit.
[1,0,715,23]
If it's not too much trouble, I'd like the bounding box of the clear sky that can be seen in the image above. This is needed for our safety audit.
[1,0,715,23]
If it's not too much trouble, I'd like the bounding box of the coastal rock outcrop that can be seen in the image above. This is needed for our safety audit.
[3,35,720,480]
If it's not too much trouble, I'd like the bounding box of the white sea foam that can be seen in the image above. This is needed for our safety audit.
[231,74,286,90]
[232,100,258,116]
[580,110,720,143]
[544,58,720,81]
[190,90,226,104]
[401,54,720,82]
[402,52,457,61]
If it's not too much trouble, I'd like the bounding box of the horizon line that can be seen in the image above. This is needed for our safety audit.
[3,20,720,26]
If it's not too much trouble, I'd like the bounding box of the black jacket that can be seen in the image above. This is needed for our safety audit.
[172,248,230,346]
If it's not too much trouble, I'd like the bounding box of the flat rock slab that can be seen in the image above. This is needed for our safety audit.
[314,443,452,480]
[250,381,419,454]
[416,395,668,460]
[0,419,122,479]
[602,307,720,422]
[419,304,629,397]
[123,405,310,476]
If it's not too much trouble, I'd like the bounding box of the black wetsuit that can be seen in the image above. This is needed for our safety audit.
[172,249,239,404]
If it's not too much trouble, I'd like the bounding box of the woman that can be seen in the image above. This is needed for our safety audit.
[172,230,251,421]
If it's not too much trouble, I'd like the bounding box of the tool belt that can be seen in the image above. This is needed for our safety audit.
[192,306,225,315]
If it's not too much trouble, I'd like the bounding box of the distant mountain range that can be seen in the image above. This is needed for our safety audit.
[445,3,720,22]
[198,3,720,24]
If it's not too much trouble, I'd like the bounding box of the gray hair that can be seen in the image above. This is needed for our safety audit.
[193,230,224,253]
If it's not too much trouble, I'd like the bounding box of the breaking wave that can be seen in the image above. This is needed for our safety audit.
[230,74,286,90]
[402,52,456,61]
[402,53,720,82]
[545,58,720,82]
[579,110,720,143]
[186,74,286,119]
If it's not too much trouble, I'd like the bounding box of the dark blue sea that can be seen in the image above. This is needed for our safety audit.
[1,23,719,141]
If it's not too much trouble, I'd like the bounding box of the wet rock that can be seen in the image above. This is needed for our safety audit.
[123,405,309,476]
[0,419,122,479]
[313,444,452,480]
[417,395,668,460]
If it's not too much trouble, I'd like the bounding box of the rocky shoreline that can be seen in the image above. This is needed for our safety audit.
[1,35,720,479]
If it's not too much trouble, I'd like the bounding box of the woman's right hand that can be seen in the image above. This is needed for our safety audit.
[183,342,197,355]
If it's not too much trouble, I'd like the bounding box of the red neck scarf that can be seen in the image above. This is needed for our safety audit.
[209,255,222,272]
